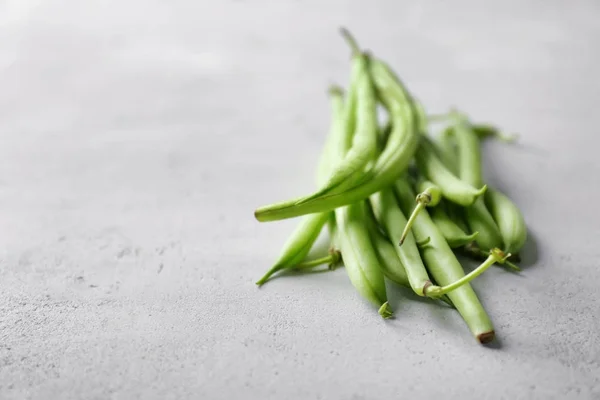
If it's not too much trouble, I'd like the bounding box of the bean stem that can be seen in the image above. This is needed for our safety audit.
[427,248,510,297]
[293,250,342,271]
[399,192,431,245]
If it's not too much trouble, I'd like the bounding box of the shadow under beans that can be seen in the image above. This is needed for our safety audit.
[517,228,539,269]
[482,334,504,350]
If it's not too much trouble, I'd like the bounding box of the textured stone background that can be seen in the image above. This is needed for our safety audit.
[1,1,599,399]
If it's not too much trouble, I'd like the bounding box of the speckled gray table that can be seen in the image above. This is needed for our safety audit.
[1,1,599,399]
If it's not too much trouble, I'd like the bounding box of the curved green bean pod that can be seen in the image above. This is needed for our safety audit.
[414,138,487,207]
[485,187,527,255]
[363,202,408,287]
[430,205,479,248]
[335,201,392,318]
[370,188,436,297]
[309,37,377,197]
[394,179,495,343]
[364,204,454,308]
[451,113,503,251]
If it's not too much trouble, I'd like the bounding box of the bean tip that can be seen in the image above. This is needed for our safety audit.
[338,26,361,56]
[477,331,496,344]
[378,302,394,319]
[476,184,488,197]
[327,85,345,97]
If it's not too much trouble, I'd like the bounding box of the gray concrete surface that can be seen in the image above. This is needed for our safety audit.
[1,0,600,399]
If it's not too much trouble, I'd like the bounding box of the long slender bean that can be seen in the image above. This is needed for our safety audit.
[308,32,378,197]
[363,202,408,285]
[414,137,487,207]
[394,179,495,343]
[451,113,503,251]
[370,188,436,296]
[430,205,479,248]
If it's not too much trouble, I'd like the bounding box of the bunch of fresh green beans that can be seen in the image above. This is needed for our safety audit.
[253,29,527,345]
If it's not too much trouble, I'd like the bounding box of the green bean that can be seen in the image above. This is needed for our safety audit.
[364,202,408,287]
[335,201,393,318]
[451,113,503,251]
[370,188,437,297]
[414,137,487,207]
[398,178,442,246]
[393,179,496,343]
[434,127,459,175]
[364,203,454,308]
[485,188,528,255]
[254,46,420,222]
[308,31,377,197]
[256,87,345,285]
[445,198,471,234]
[430,205,479,248]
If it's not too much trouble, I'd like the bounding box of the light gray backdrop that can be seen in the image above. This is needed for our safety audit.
[1,1,599,399]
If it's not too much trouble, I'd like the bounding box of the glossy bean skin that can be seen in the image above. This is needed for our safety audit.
[430,205,479,248]
[394,179,495,343]
[414,138,487,207]
[310,53,378,197]
[335,201,392,317]
[446,201,471,234]
[370,188,432,296]
[254,56,419,222]
[485,188,527,255]
[365,203,455,308]
[434,127,459,176]
[451,117,503,251]
[321,63,391,317]
[364,207,409,287]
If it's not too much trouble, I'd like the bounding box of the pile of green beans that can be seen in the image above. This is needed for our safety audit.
[253,29,528,344]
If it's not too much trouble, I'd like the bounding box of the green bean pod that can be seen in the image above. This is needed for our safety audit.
[363,202,409,286]
[254,52,419,222]
[434,127,459,176]
[451,115,503,251]
[364,203,455,308]
[335,201,392,318]
[443,197,471,235]
[394,179,495,343]
[370,188,433,296]
[255,212,330,285]
[430,205,479,248]
[485,188,527,255]
[414,138,487,207]
[310,51,377,197]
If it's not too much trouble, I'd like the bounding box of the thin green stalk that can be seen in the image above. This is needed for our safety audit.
[293,250,342,271]
[426,248,510,297]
